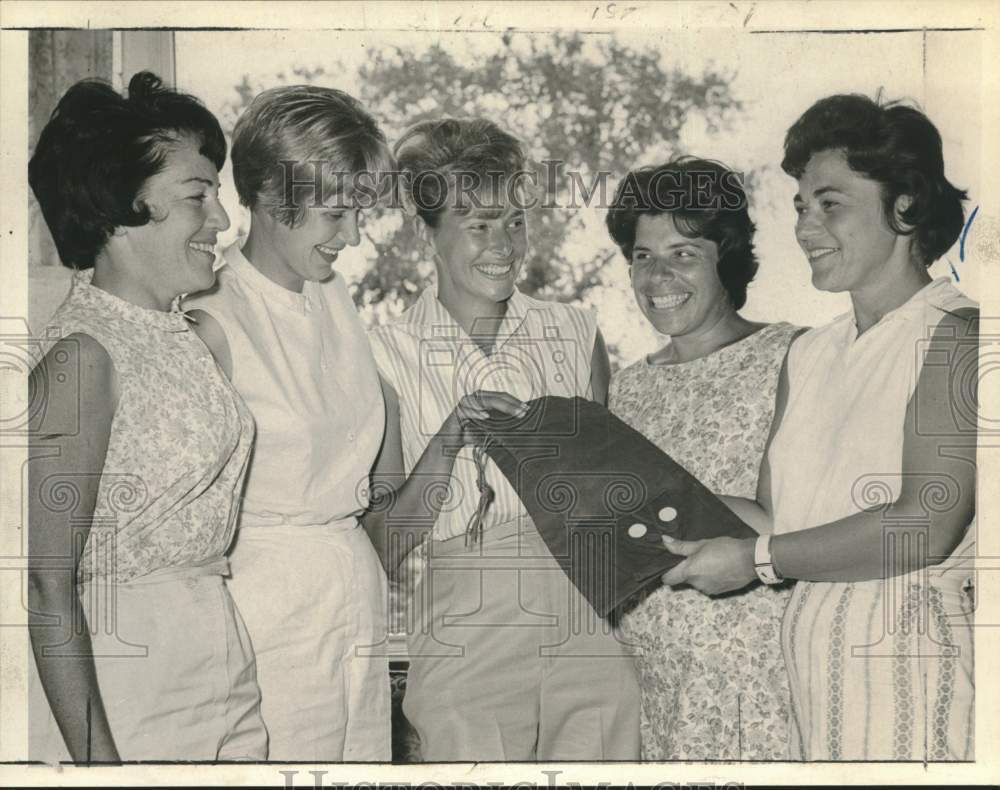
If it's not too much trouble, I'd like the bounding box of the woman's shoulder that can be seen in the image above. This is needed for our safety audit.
[513,290,597,343]
[30,331,117,437]
[784,314,844,349]
[925,278,977,323]
[753,320,805,344]
[369,306,417,340]
[369,290,437,342]
[747,321,804,357]
[515,289,592,317]
[44,287,123,355]
[183,264,240,314]
[36,331,113,382]
[367,308,425,368]
[609,349,672,393]
[610,353,652,386]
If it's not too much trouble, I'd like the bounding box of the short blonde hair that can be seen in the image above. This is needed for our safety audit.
[232,85,393,227]
[393,117,526,228]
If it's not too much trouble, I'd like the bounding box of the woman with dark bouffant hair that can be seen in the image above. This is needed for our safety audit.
[27,72,266,762]
[605,157,801,760]
[661,95,978,760]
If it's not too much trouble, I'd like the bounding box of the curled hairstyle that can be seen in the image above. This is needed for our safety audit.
[28,71,226,270]
[606,157,759,310]
[782,94,967,266]
[393,118,527,228]
[231,85,393,227]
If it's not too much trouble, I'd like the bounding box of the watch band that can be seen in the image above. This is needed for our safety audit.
[754,534,783,585]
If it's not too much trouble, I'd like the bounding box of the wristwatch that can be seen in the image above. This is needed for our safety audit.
[754,534,783,585]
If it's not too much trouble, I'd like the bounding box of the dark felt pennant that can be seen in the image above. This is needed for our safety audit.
[473,395,756,617]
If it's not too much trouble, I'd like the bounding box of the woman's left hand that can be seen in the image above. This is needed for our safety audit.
[660,535,757,595]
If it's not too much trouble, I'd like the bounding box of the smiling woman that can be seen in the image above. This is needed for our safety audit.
[121,141,231,301]
[605,157,800,760]
[659,95,978,761]
[365,117,640,762]
[183,85,395,762]
[793,149,915,299]
[27,71,265,763]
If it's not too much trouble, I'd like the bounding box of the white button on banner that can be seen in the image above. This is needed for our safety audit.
[628,523,648,539]
[658,506,677,522]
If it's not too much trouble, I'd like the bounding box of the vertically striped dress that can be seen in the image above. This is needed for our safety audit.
[769,278,975,760]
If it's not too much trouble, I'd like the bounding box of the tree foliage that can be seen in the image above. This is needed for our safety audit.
[225,33,742,321]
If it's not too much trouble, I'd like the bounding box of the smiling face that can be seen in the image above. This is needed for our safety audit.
[263,195,364,291]
[630,213,733,337]
[427,185,528,312]
[122,136,230,303]
[793,148,905,294]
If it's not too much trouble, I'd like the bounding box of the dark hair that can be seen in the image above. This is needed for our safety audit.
[393,118,526,228]
[781,94,967,266]
[605,157,759,310]
[28,71,226,269]
[231,85,393,227]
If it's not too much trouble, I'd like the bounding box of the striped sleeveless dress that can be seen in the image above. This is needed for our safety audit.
[769,278,975,760]
[369,285,641,761]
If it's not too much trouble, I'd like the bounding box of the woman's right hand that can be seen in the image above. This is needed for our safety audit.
[443,390,529,446]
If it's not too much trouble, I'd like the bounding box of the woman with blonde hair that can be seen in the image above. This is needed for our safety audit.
[186,85,394,761]
[366,117,640,761]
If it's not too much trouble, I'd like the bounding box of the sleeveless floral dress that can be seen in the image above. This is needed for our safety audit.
[29,270,266,760]
[609,322,799,760]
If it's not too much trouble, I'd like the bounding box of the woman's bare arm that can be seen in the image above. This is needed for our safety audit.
[717,336,797,534]
[361,376,526,572]
[28,335,120,762]
[664,310,978,592]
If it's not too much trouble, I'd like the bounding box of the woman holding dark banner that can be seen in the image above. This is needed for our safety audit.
[605,157,801,759]
[27,72,266,761]
[661,95,977,760]
[366,117,640,761]
[185,86,393,760]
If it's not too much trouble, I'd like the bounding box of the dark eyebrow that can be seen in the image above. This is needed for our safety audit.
[182,177,217,188]
[632,240,705,253]
[795,185,846,203]
[466,208,504,220]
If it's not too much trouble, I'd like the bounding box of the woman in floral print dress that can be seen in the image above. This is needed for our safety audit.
[27,72,265,762]
[606,157,801,760]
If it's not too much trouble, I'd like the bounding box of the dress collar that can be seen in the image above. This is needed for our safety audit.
[70,269,189,333]
[223,242,318,315]
[405,282,527,349]
[841,277,956,342]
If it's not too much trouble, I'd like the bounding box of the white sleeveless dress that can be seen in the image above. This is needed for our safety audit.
[186,244,390,761]
[769,278,976,760]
